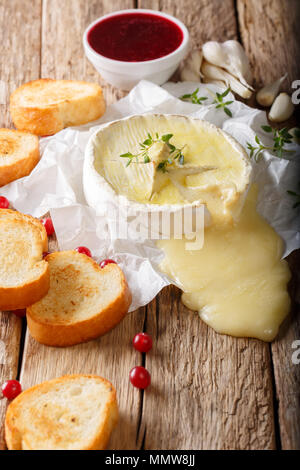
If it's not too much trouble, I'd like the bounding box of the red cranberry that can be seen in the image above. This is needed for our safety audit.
[41,217,55,236]
[133,333,153,353]
[11,309,26,318]
[42,251,50,259]
[0,196,9,209]
[129,366,151,389]
[2,380,22,400]
[100,259,117,269]
[75,246,92,257]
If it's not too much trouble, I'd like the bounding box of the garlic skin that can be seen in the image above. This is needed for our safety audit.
[180,50,203,82]
[256,74,287,107]
[202,40,253,90]
[201,60,252,99]
[268,93,294,122]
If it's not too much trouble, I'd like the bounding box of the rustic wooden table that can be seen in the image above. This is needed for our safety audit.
[0,0,299,451]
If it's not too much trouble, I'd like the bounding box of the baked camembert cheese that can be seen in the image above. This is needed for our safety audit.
[87,115,252,224]
[84,114,291,341]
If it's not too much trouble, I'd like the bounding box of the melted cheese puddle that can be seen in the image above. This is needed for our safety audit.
[158,186,291,341]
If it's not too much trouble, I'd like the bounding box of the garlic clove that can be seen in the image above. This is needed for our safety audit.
[256,74,288,107]
[221,40,253,86]
[268,92,294,122]
[201,60,252,99]
[202,40,253,90]
[180,67,201,82]
[180,50,203,82]
[202,77,227,88]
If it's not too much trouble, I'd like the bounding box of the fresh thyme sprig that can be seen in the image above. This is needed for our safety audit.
[213,88,233,117]
[180,88,208,105]
[247,126,295,162]
[287,182,300,209]
[180,86,233,117]
[119,133,185,172]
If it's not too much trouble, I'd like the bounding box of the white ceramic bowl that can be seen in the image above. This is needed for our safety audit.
[83,9,189,90]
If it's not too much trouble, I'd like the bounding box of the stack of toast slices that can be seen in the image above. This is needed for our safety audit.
[0,208,131,450]
[0,78,133,450]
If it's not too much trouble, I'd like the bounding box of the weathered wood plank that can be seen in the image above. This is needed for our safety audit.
[0,315,22,450]
[141,289,275,450]
[271,251,300,450]
[41,0,130,104]
[137,0,276,450]
[0,0,42,127]
[139,0,238,46]
[237,0,300,89]
[17,0,147,450]
[0,0,42,449]
[237,0,300,450]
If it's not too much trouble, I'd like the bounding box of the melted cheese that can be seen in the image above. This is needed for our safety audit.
[158,186,291,341]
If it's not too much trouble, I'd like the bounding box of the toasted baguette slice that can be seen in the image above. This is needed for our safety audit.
[27,251,132,346]
[0,209,48,251]
[0,218,49,310]
[10,79,106,136]
[0,129,39,186]
[5,374,118,450]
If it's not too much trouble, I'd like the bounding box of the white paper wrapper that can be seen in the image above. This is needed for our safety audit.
[1,80,299,311]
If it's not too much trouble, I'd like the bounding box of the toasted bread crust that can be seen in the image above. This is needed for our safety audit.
[0,214,50,310]
[0,209,48,251]
[0,129,40,186]
[0,266,50,310]
[26,252,132,347]
[5,374,118,450]
[10,79,106,136]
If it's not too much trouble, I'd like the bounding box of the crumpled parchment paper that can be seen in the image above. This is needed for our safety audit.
[1,80,299,311]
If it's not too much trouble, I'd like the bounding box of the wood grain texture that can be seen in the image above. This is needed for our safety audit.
[0,0,42,449]
[237,0,300,449]
[139,288,276,450]
[0,314,22,449]
[41,0,132,104]
[137,0,276,450]
[17,0,148,451]
[237,0,300,89]
[0,0,42,127]
[139,0,238,46]
[271,252,300,450]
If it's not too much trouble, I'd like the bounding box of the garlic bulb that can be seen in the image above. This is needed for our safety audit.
[268,93,294,122]
[180,50,203,82]
[202,40,253,90]
[201,60,252,99]
[256,74,287,107]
